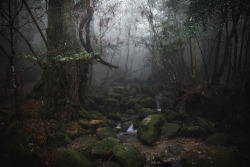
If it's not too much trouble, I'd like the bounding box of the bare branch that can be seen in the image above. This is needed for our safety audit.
[23,0,48,50]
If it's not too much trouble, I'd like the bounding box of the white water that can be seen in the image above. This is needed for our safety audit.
[115,122,121,129]
[156,93,162,112]
[126,121,137,134]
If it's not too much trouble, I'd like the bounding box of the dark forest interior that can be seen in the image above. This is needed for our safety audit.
[0,0,250,167]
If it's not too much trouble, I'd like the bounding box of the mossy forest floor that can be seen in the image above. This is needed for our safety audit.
[0,81,250,167]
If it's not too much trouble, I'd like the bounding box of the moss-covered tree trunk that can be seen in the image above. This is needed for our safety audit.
[42,0,88,117]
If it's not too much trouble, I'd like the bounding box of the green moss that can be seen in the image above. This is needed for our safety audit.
[91,137,120,157]
[161,122,180,139]
[140,97,156,109]
[96,127,117,140]
[55,147,93,167]
[137,114,164,145]
[138,108,157,119]
[113,143,145,167]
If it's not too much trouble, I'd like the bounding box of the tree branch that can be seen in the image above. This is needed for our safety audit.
[23,0,49,50]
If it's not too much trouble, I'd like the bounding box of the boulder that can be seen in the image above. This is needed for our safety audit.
[104,161,122,167]
[161,123,180,139]
[55,147,93,167]
[96,127,117,140]
[67,135,98,155]
[165,110,188,123]
[179,126,206,137]
[87,120,106,130]
[138,108,157,120]
[137,114,164,145]
[91,137,120,157]
[140,97,157,109]
[195,116,217,133]
[113,143,145,167]
[205,133,233,146]
[108,113,121,121]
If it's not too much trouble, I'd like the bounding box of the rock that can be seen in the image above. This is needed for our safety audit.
[87,120,106,130]
[125,109,136,115]
[108,113,121,121]
[161,123,180,139]
[195,116,217,133]
[67,135,98,155]
[55,147,93,167]
[168,142,184,155]
[137,114,164,145]
[120,121,131,132]
[91,137,120,157]
[138,108,157,120]
[104,161,122,167]
[113,143,145,167]
[96,127,117,140]
[140,97,157,109]
[104,98,120,115]
[165,110,188,123]
[205,133,233,146]
[66,122,81,140]
[179,126,206,137]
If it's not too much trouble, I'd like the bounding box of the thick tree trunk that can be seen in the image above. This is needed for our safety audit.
[42,0,87,116]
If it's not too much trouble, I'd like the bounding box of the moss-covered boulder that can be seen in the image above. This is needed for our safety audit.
[179,126,206,137]
[125,109,136,115]
[108,113,121,121]
[104,98,120,115]
[87,120,107,130]
[161,122,180,139]
[47,120,71,147]
[195,116,217,133]
[104,161,122,167]
[205,133,233,146]
[137,114,164,145]
[66,121,81,140]
[96,127,117,140]
[55,147,93,167]
[67,135,98,155]
[138,108,157,120]
[113,143,145,167]
[91,137,120,157]
[165,110,188,123]
[140,97,157,109]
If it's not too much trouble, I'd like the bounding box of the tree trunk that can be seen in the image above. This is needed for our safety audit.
[42,0,87,117]
[211,28,222,84]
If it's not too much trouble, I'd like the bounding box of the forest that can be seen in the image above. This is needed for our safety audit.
[0,0,250,166]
